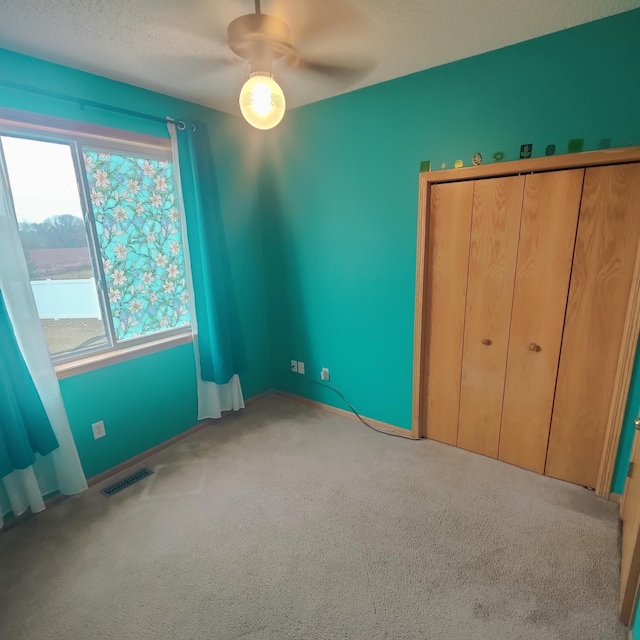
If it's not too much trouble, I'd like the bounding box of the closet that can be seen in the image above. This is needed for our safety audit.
[413,152,640,491]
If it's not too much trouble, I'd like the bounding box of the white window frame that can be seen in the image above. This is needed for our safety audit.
[0,109,193,378]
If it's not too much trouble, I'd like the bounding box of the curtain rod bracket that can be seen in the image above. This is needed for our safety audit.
[174,121,196,132]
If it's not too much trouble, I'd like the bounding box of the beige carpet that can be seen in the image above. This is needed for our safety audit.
[0,394,625,639]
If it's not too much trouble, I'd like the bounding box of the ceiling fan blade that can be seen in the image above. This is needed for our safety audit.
[287,55,375,86]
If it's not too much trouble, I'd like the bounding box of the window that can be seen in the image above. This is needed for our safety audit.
[0,126,191,365]
[82,148,190,341]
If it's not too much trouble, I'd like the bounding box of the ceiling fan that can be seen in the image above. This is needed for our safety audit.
[225,0,372,130]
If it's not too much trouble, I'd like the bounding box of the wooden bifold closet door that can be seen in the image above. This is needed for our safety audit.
[426,170,585,464]
[545,163,640,487]
[456,176,524,458]
[424,181,474,445]
[420,156,640,490]
[455,170,584,466]
[498,170,584,473]
[424,169,588,476]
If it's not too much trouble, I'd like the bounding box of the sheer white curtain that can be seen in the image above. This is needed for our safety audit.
[167,122,244,419]
[0,154,87,528]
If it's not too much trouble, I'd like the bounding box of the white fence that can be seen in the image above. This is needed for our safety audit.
[31,278,103,320]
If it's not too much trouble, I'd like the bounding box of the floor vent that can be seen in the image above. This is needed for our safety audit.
[101,468,153,497]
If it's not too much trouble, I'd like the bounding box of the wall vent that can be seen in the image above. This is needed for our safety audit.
[101,468,153,497]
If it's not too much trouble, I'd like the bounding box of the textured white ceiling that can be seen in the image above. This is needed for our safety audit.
[0,0,637,115]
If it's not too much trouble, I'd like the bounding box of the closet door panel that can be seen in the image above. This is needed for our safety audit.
[546,163,640,487]
[457,176,525,458]
[498,169,584,473]
[425,182,474,445]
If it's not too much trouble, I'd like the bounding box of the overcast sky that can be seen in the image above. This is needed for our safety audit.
[2,135,84,223]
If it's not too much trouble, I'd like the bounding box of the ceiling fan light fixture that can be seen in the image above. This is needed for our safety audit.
[239,71,286,130]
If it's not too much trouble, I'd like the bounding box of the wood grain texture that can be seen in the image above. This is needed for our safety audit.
[596,235,640,497]
[420,147,640,183]
[620,433,640,624]
[55,332,193,379]
[498,170,584,473]
[413,149,640,482]
[424,182,474,445]
[411,175,432,437]
[457,176,524,458]
[546,164,640,488]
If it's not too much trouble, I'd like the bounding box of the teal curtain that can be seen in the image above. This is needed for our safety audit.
[0,290,59,479]
[175,122,246,385]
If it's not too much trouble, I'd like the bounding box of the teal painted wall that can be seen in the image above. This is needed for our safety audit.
[0,48,273,478]
[2,8,640,487]
[261,7,640,474]
[58,345,197,479]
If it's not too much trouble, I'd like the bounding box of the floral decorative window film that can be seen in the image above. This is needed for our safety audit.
[1,124,192,365]
[83,149,190,341]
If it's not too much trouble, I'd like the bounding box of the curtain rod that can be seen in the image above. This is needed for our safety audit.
[0,79,185,127]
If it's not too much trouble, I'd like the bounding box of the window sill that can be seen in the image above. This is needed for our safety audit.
[54,332,193,380]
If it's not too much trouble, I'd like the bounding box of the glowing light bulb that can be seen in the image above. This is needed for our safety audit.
[239,72,286,130]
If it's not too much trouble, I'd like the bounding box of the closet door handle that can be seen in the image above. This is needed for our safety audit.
[528,343,542,352]
[481,339,492,346]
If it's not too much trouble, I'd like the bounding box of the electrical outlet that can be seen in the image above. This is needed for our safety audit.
[290,360,298,373]
[321,367,330,381]
[92,420,106,440]
[297,361,305,375]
